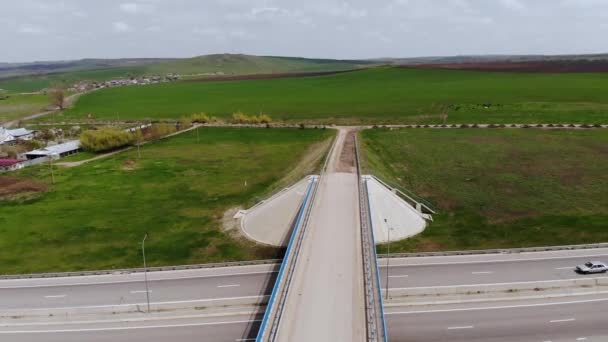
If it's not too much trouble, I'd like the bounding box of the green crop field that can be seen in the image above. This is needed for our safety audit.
[0,127,333,274]
[0,93,51,123]
[63,67,608,124]
[361,128,608,252]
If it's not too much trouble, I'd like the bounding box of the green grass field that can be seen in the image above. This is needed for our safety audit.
[63,67,608,124]
[0,93,51,123]
[361,128,608,252]
[0,127,333,274]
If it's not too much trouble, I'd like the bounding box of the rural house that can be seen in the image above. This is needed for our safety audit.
[0,126,36,145]
[0,159,22,172]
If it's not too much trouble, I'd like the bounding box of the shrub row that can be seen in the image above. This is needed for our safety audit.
[231,112,272,124]
[80,128,135,152]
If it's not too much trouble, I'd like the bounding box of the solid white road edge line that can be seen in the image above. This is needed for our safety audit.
[0,312,261,327]
[44,295,67,299]
[2,295,267,312]
[383,252,608,267]
[0,271,277,290]
[386,297,608,315]
[218,284,240,288]
[549,318,576,323]
[0,320,262,334]
[447,326,473,330]
[388,276,608,290]
[471,271,493,274]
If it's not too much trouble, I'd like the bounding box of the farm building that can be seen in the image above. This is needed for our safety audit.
[25,140,81,160]
[0,126,36,145]
[0,159,22,172]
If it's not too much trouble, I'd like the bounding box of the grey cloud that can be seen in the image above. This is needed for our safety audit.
[1,0,607,62]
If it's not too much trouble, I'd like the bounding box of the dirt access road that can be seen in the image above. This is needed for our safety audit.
[276,127,366,342]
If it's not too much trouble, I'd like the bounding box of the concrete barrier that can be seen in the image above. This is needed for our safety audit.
[0,259,281,280]
[385,277,608,304]
[380,242,608,259]
[0,295,268,319]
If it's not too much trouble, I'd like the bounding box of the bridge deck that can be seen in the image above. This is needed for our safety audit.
[274,128,366,342]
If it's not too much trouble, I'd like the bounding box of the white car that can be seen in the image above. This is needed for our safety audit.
[575,261,608,274]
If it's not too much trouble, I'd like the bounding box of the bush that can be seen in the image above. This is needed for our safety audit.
[80,128,135,152]
[191,113,210,123]
[231,111,249,124]
[142,123,177,141]
[258,114,272,124]
[231,112,272,124]
[179,116,193,129]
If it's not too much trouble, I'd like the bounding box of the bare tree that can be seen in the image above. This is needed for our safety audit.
[48,85,66,110]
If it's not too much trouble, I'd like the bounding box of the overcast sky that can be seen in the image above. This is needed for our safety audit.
[2,0,608,62]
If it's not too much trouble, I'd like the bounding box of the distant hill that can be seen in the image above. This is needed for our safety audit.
[0,54,372,93]
[147,54,372,76]
[378,53,608,65]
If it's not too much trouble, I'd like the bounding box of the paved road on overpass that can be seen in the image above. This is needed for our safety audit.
[274,128,366,341]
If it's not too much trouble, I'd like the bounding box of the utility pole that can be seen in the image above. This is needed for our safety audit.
[384,218,391,300]
[49,152,58,184]
[142,233,151,313]
[137,133,142,159]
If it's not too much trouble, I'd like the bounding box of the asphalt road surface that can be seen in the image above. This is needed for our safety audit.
[2,249,606,313]
[2,247,607,341]
[3,294,608,341]
[385,294,608,342]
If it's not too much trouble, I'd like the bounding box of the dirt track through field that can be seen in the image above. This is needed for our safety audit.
[335,128,357,173]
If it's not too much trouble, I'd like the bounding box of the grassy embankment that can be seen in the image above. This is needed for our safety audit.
[361,128,608,252]
[61,67,608,124]
[0,127,333,274]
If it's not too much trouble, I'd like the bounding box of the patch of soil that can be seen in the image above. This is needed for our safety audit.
[121,159,138,171]
[222,207,243,235]
[407,61,608,73]
[0,176,48,197]
[416,239,444,252]
[336,130,356,173]
[184,69,358,83]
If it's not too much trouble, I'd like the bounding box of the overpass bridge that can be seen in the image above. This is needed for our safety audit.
[256,128,387,342]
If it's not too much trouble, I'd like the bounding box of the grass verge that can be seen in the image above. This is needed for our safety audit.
[0,127,333,274]
[360,128,608,252]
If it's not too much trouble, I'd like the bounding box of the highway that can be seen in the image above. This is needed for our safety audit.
[1,248,607,340]
[0,265,277,312]
[2,249,607,313]
[0,313,262,342]
[385,295,608,341]
[2,291,608,341]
